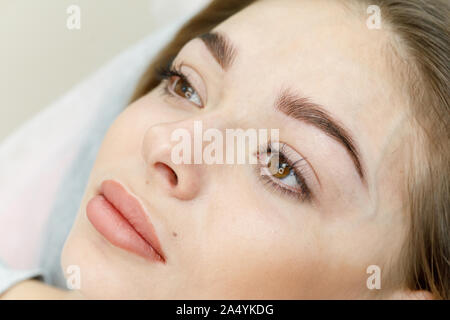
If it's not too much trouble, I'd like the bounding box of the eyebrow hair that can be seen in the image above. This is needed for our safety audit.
[198,32,237,71]
[276,89,366,182]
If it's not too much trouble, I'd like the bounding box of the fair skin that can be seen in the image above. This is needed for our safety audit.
[1,0,433,299]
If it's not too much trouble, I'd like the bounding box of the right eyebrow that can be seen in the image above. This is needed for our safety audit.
[276,89,366,184]
[197,32,237,71]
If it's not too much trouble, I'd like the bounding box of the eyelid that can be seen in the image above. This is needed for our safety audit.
[177,63,208,107]
[287,143,321,190]
[271,141,321,190]
[256,146,311,202]
[260,142,321,196]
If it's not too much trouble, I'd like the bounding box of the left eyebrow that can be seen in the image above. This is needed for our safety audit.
[276,89,366,184]
[197,32,237,71]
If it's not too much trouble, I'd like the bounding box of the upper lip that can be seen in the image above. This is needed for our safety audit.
[100,179,165,262]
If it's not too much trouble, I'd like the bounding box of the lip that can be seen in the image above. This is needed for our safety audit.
[86,179,165,263]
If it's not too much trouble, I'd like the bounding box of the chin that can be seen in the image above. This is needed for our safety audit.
[61,224,172,299]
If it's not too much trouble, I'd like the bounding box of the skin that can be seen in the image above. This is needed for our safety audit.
[3,0,433,299]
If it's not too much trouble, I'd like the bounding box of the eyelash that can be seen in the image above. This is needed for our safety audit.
[258,142,312,202]
[156,62,312,203]
[155,62,202,106]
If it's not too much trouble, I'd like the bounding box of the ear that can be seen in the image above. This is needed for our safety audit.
[388,289,435,300]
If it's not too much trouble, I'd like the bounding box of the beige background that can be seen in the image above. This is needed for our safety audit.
[0,0,209,143]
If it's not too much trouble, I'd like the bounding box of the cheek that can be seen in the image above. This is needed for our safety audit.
[179,174,324,298]
[95,106,147,162]
[200,210,322,298]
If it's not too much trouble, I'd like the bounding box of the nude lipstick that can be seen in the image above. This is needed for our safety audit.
[86,180,165,263]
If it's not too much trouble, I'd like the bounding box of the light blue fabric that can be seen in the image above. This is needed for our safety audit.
[0,257,44,296]
[37,95,119,288]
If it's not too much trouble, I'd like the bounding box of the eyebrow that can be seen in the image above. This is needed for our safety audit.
[196,32,365,183]
[276,89,366,183]
[197,32,237,71]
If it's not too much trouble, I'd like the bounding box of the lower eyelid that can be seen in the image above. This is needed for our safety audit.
[259,171,310,202]
[256,160,311,202]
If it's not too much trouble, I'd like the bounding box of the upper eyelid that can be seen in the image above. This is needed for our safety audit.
[259,142,319,200]
[276,153,311,197]
[258,150,312,202]
[273,142,322,189]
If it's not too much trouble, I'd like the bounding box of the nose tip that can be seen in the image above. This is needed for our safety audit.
[142,123,203,201]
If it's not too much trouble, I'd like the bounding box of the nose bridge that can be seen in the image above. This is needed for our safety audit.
[141,122,173,165]
[141,112,230,164]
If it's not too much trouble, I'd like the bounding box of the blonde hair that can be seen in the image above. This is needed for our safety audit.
[132,0,449,299]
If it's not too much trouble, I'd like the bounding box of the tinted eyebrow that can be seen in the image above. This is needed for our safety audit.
[197,32,237,71]
[276,89,366,183]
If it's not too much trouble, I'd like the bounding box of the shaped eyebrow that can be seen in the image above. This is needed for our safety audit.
[276,89,366,183]
[197,32,237,71]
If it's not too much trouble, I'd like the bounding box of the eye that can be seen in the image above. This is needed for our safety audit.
[156,62,205,108]
[168,76,203,107]
[258,143,312,201]
[266,153,302,189]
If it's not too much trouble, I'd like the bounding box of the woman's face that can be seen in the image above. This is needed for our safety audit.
[62,0,411,299]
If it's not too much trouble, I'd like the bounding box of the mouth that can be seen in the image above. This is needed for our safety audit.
[86,179,165,263]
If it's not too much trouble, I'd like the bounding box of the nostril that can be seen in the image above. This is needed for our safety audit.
[154,162,178,186]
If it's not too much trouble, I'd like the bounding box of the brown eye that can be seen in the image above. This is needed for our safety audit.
[172,77,194,98]
[274,162,291,178]
[257,143,312,202]
[268,157,291,179]
[170,76,202,107]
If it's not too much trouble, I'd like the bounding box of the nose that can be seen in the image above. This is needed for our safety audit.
[141,121,203,201]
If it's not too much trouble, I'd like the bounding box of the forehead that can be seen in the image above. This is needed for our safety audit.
[213,0,395,107]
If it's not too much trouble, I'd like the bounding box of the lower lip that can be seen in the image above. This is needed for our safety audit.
[86,194,163,262]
